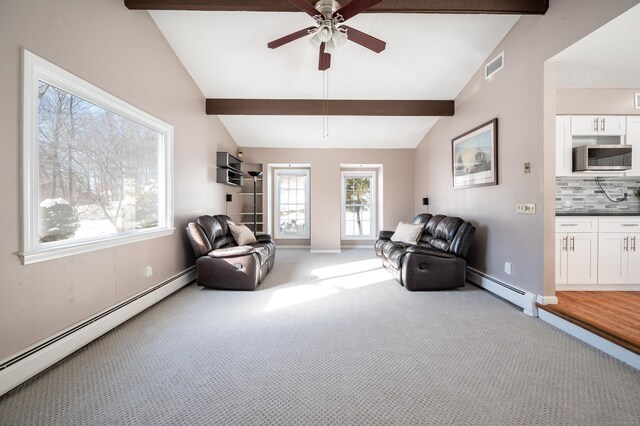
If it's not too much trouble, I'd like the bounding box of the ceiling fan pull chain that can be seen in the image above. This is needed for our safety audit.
[322,69,330,138]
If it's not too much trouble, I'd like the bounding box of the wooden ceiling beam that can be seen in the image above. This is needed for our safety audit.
[125,0,548,15]
[205,99,455,116]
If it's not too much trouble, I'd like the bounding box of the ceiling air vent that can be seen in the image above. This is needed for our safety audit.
[485,52,504,80]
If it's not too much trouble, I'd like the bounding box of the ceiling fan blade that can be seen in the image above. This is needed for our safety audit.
[287,0,321,18]
[333,0,382,22]
[319,42,331,71]
[268,26,316,49]
[342,25,386,53]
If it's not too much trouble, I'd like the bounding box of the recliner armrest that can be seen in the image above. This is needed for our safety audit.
[256,233,273,243]
[405,245,455,259]
[378,230,394,240]
[208,245,254,258]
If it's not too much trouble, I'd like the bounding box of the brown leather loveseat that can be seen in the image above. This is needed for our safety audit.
[186,215,276,290]
[375,213,475,291]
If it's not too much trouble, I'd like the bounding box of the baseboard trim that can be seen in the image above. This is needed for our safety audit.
[537,295,559,305]
[556,284,640,291]
[310,250,342,253]
[341,245,372,249]
[466,267,538,317]
[539,309,640,370]
[276,246,311,249]
[0,267,195,397]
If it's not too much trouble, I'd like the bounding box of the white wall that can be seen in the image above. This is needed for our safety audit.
[0,0,237,360]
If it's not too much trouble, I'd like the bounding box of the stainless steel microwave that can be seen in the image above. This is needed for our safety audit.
[572,144,632,172]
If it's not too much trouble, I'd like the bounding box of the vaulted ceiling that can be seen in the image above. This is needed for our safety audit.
[126,1,549,148]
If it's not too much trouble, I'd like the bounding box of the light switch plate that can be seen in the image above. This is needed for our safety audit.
[516,203,536,214]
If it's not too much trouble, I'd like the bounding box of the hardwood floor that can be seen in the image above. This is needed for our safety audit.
[538,291,640,355]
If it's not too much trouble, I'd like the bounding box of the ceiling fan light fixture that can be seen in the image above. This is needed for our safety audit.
[332,29,348,48]
[325,38,338,54]
[317,24,333,42]
[309,32,322,49]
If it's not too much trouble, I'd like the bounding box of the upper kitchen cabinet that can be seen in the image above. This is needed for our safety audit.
[556,116,572,176]
[627,115,640,177]
[571,115,626,136]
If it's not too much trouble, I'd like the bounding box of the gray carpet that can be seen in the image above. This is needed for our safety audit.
[1,248,639,425]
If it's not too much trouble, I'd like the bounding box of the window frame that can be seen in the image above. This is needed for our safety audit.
[341,170,376,240]
[21,49,174,265]
[273,168,310,239]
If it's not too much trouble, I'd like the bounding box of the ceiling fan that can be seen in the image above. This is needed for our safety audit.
[267,0,386,71]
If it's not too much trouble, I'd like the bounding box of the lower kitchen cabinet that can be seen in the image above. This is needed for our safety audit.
[555,217,599,286]
[597,218,640,285]
[556,216,640,289]
[555,232,598,285]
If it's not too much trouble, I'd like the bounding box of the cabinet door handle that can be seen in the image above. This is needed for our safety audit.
[561,223,578,226]
[562,236,568,252]
[633,236,636,252]
[570,236,575,251]
[624,236,629,252]
[622,224,639,227]
[601,117,605,132]
[593,118,598,131]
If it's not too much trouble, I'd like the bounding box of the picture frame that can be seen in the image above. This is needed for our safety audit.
[452,118,498,189]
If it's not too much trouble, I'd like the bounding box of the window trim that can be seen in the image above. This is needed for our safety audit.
[273,168,310,239]
[341,170,376,240]
[21,49,174,265]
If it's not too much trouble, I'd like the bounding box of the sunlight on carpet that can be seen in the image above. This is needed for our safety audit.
[266,258,388,311]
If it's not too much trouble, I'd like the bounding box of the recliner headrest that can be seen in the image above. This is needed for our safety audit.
[195,215,223,243]
[434,217,464,242]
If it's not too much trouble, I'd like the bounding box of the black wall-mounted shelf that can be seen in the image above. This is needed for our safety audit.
[216,152,243,187]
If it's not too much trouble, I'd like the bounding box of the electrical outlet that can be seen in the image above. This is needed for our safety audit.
[144,266,153,278]
[504,262,513,276]
[524,162,531,174]
[516,203,536,214]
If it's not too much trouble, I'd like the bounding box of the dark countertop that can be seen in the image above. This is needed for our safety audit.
[556,211,640,216]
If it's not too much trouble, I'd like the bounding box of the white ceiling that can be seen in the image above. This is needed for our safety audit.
[150,10,519,148]
[553,4,640,89]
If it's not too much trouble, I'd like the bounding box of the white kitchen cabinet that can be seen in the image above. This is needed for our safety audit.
[598,219,640,285]
[556,116,572,176]
[571,115,626,136]
[626,115,640,176]
[555,218,599,285]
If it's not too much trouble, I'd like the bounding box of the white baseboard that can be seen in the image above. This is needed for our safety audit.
[276,246,311,249]
[556,284,640,291]
[341,245,372,249]
[309,250,342,253]
[0,268,195,397]
[536,295,559,305]
[466,268,538,317]
[539,309,639,370]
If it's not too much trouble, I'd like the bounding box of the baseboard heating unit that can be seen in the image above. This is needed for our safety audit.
[466,267,537,317]
[0,267,195,397]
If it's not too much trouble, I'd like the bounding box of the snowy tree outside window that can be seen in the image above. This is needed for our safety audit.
[341,171,376,239]
[22,50,173,264]
[274,169,309,239]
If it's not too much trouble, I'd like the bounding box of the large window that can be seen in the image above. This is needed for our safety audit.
[341,171,376,239]
[274,169,310,239]
[21,50,173,264]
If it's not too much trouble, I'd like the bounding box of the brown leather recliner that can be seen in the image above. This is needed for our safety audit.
[375,214,475,291]
[186,215,276,290]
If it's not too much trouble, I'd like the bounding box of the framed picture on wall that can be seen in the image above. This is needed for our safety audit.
[452,118,498,189]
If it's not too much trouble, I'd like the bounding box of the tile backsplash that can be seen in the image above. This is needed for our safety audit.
[556,177,640,213]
